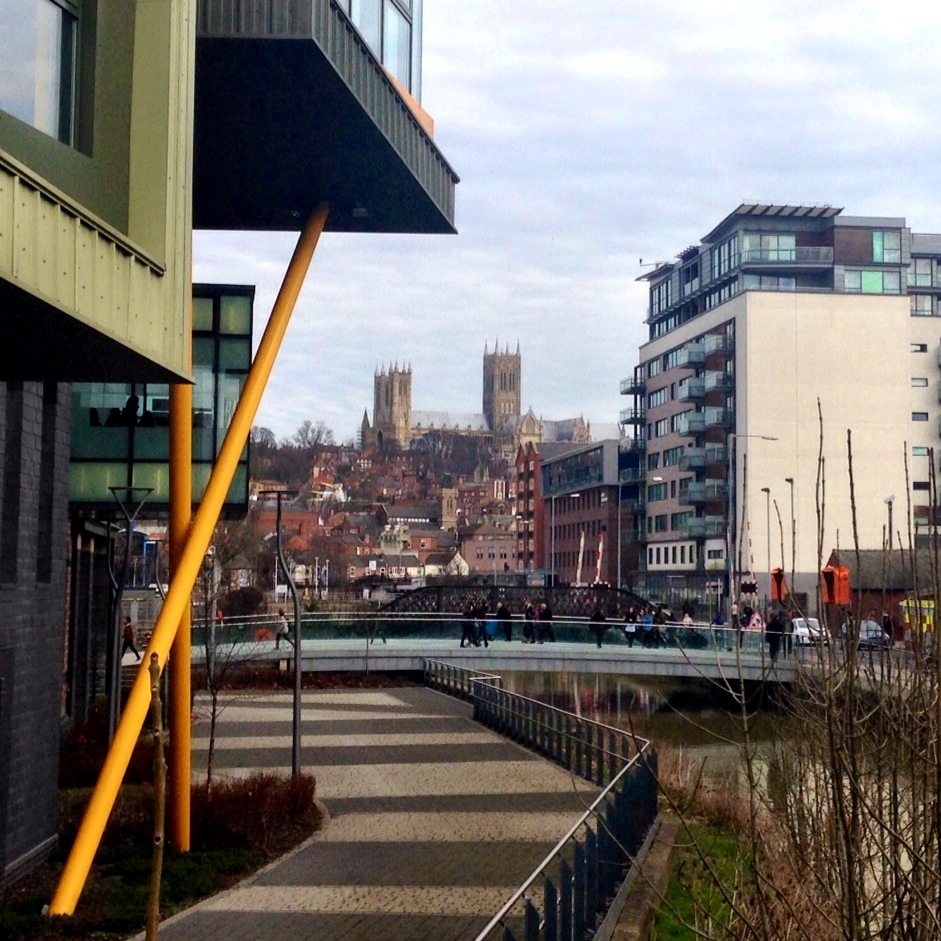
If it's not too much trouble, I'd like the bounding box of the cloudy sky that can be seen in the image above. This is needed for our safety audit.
[194,0,941,445]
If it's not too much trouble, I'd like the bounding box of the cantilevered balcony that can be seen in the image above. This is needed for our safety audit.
[620,375,646,396]
[619,467,647,484]
[620,436,647,454]
[677,345,705,368]
[704,371,734,393]
[685,516,727,538]
[740,246,833,266]
[619,406,646,425]
[680,482,729,505]
[678,378,705,402]
[677,412,705,436]
[704,335,734,359]
[704,407,734,429]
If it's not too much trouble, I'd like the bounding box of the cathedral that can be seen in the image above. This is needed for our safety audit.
[360,343,593,459]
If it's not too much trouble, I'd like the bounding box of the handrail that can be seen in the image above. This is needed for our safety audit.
[424,660,659,940]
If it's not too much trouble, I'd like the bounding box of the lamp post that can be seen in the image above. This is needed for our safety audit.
[727,434,778,611]
[761,487,771,610]
[616,478,623,590]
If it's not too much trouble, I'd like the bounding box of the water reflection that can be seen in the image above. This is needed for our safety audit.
[502,671,774,739]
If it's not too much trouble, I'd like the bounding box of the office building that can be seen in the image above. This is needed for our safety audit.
[621,203,941,611]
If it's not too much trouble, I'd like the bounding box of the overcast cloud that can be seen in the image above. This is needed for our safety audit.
[193,0,941,444]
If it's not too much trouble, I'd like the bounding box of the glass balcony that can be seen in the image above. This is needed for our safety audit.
[677,345,705,367]
[680,448,706,470]
[704,407,734,429]
[677,412,705,435]
[620,375,646,396]
[704,372,733,393]
[740,246,833,265]
[680,482,729,505]
[619,406,646,425]
[618,467,647,483]
[684,517,727,538]
[678,378,705,402]
[704,335,734,358]
[620,436,647,453]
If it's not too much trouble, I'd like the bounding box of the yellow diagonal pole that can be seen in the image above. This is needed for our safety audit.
[49,204,329,916]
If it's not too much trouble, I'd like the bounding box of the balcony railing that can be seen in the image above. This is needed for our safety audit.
[740,246,833,265]
[677,413,705,435]
[684,516,727,538]
[680,482,729,505]
[677,345,705,367]
[704,334,734,357]
[619,406,646,425]
[619,376,646,396]
[678,378,705,401]
[620,436,647,453]
[704,372,733,393]
[618,467,646,483]
[704,406,734,428]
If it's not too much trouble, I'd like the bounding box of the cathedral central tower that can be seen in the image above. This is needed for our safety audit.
[482,340,521,430]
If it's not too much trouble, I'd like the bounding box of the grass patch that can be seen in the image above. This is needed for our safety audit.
[1,773,320,941]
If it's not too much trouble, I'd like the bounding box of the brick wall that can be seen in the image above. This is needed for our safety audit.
[0,381,70,884]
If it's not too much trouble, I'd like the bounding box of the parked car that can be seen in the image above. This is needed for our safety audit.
[855,619,891,650]
[792,617,827,646]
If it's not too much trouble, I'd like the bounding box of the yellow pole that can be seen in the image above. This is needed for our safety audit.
[168,294,193,851]
[49,204,329,916]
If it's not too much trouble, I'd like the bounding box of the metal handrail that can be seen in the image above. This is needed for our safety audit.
[424,660,659,941]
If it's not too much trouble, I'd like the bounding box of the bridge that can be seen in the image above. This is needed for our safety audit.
[189,612,798,684]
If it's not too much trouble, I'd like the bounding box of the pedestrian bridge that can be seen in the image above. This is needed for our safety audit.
[191,613,798,684]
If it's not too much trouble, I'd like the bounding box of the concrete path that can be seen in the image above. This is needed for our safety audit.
[150,686,599,940]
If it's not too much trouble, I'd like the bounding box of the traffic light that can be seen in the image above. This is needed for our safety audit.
[771,567,786,601]
[821,566,836,604]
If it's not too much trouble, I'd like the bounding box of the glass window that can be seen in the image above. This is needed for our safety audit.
[909,258,932,287]
[0,0,77,144]
[383,0,411,89]
[648,483,667,502]
[912,412,929,422]
[873,230,901,264]
[350,0,382,53]
[912,377,929,387]
[647,452,661,470]
[846,269,901,294]
[912,446,929,456]
[911,295,933,317]
[912,343,928,353]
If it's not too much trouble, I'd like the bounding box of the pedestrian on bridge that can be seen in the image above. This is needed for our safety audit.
[590,606,607,648]
[460,607,477,648]
[497,601,513,641]
[537,603,555,643]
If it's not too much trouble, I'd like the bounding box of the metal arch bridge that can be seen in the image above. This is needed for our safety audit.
[381,583,650,618]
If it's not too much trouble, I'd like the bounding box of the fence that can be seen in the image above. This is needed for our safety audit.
[424,659,659,941]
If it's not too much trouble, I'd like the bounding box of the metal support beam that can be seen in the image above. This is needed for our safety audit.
[49,204,329,916]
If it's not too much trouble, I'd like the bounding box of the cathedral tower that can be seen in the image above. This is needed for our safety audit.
[372,363,412,449]
[482,340,521,430]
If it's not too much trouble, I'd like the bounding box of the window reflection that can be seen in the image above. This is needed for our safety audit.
[0,0,76,144]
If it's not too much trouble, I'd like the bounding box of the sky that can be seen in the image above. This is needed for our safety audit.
[193,0,941,446]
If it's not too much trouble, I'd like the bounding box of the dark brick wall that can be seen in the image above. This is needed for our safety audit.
[0,381,70,883]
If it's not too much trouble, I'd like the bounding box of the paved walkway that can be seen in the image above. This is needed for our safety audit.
[149,686,599,940]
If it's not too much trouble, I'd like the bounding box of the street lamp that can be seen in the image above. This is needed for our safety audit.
[727,434,778,610]
[761,487,771,610]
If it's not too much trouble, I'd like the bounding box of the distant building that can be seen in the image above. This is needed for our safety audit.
[360,343,594,459]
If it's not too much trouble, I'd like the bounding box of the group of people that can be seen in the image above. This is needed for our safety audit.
[459,599,555,647]
[730,602,793,658]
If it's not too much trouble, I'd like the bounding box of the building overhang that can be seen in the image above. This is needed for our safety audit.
[193,1,459,234]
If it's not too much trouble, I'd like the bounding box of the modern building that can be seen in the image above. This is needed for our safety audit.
[1,0,456,891]
[540,440,622,587]
[622,203,941,613]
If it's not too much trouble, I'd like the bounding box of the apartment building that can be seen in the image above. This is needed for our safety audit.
[622,203,941,611]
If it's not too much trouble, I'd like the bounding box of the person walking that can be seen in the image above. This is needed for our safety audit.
[460,607,477,648]
[767,609,783,660]
[497,601,512,641]
[624,606,638,647]
[537,603,555,643]
[275,608,291,649]
[121,616,141,661]
[522,600,536,643]
[590,605,606,648]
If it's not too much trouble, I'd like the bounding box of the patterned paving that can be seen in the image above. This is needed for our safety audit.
[148,686,599,940]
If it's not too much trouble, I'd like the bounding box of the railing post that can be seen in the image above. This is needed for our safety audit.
[586,825,598,931]
[574,839,586,941]
[524,897,539,941]
[560,856,573,941]
[544,874,558,941]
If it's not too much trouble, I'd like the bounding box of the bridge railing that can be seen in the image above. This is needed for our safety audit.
[424,659,659,941]
[193,611,763,654]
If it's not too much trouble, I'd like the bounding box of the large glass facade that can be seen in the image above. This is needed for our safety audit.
[0,0,76,144]
[69,286,253,514]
